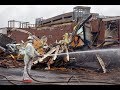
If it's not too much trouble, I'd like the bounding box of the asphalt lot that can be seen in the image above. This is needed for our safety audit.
[0,67,120,85]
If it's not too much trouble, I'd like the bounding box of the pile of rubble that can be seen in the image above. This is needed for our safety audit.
[0,59,24,68]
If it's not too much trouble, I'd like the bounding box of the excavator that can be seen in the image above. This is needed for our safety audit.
[31,14,120,73]
[31,14,108,72]
[65,14,120,73]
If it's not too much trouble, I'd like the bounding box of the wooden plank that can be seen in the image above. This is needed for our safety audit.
[33,47,57,64]
[96,54,106,73]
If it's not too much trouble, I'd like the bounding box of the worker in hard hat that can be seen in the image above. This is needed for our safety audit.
[23,35,40,83]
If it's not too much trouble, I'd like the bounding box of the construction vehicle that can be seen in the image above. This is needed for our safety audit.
[31,14,120,73]
[67,14,120,72]
[30,14,106,71]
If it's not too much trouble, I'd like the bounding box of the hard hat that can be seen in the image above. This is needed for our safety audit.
[27,36,33,40]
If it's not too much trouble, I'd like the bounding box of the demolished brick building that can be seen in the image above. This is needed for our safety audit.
[6,6,99,45]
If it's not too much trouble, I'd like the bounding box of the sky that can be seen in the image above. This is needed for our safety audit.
[0,5,120,28]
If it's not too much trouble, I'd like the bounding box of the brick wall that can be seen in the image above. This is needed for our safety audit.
[8,23,75,45]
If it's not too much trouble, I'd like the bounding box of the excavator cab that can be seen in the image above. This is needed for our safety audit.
[69,26,91,51]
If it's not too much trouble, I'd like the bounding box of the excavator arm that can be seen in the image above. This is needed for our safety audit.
[69,14,92,45]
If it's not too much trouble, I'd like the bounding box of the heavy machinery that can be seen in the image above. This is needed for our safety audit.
[31,14,120,73]
[31,14,106,71]
[65,14,120,72]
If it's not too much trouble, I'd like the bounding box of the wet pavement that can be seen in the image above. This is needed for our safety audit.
[0,67,120,85]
